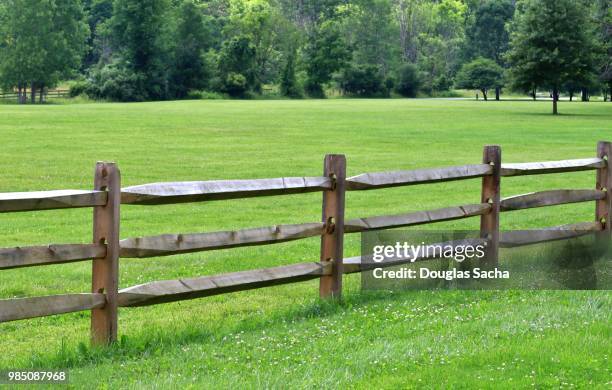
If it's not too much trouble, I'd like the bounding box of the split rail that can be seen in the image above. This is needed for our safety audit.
[0,141,610,345]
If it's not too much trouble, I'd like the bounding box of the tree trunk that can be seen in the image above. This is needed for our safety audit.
[569,91,573,101]
[17,84,22,104]
[39,85,44,103]
[532,89,536,100]
[581,88,589,101]
[482,89,488,101]
[552,88,559,115]
[30,82,36,104]
[19,83,27,104]
[398,0,417,62]
[495,87,500,101]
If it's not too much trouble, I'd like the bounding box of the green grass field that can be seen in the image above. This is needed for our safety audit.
[0,99,610,388]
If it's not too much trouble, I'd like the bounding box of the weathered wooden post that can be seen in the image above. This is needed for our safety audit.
[480,145,501,266]
[91,162,121,345]
[596,141,612,232]
[319,154,346,299]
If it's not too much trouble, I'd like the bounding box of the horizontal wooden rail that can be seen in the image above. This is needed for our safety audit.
[346,164,492,191]
[119,238,487,308]
[0,243,106,270]
[118,262,331,307]
[0,190,107,213]
[501,189,605,211]
[120,222,325,258]
[121,176,333,205]
[120,204,491,258]
[500,221,602,248]
[343,238,489,273]
[501,158,605,177]
[345,203,490,232]
[0,293,105,322]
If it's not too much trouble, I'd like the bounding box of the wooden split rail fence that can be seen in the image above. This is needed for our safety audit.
[1,142,610,345]
[0,89,70,100]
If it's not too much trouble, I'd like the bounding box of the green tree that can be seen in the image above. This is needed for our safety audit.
[465,0,514,99]
[226,0,288,90]
[0,0,89,103]
[218,34,258,95]
[594,0,611,101]
[395,63,421,97]
[340,0,397,76]
[465,0,514,65]
[413,0,466,94]
[111,0,171,100]
[303,21,351,97]
[83,0,113,68]
[455,57,503,101]
[171,0,211,98]
[507,0,598,114]
[279,50,301,98]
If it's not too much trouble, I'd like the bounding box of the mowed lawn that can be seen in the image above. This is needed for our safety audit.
[0,99,610,388]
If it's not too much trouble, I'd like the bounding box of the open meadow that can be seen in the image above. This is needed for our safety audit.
[0,99,610,388]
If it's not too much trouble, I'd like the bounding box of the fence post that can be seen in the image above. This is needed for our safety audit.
[596,141,612,232]
[319,154,346,299]
[480,145,501,266]
[91,162,121,345]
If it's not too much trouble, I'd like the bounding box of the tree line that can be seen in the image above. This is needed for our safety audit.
[0,0,610,114]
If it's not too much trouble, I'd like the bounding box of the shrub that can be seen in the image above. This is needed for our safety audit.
[337,65,386,97]
[86,62,148,102]
[185,90,227,100]
[222,72,248,97]
[395,64,421,97]
[68,80,89,97]
[304,78,325,98]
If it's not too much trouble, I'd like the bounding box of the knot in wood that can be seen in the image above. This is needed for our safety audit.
[325,217,336,234]
[329,173,337,191]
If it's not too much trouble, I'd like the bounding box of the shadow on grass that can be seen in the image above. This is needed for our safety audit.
[506,111,611,118]
[29,288,501,370]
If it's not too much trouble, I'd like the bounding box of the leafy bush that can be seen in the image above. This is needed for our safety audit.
[304,78,325,98]
[86,62,148,102]
[185,90,227,100]
[222,72,248,97]
[395,64,421,97]
[337,65,387,97]
[68,80,89,97]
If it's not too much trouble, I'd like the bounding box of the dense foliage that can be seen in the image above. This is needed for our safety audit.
[506,0,599,113]
[455,58,503,101]
[0,0,610,107]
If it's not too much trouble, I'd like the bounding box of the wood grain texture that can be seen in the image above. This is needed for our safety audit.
[0,190,107,213]
[343,238,489,274]
[501,158,605,177]
[480,146,501,266]
[500,222,602,248]
[345,203,490,233]
[121,176,332,205]
[501,189,605,211]
[346,164,492,191]
[118,262,331,307]
[319,154,346,299]
[0,243,105,270]
[596,142,611,231]
[0,293,105,322]
[91,162,121,346]
[120,222,324,258]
